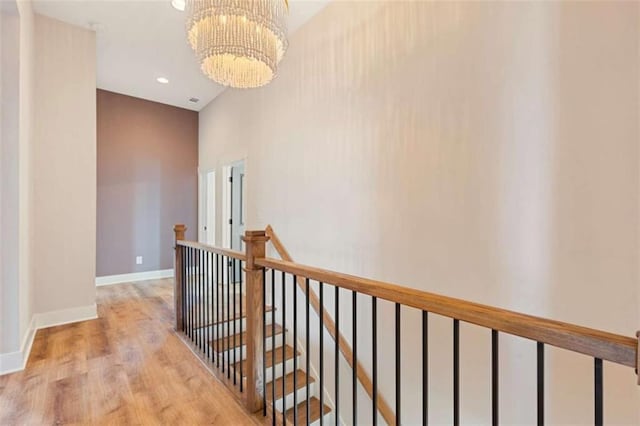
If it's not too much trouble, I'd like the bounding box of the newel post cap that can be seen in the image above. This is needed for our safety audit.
[173,224,187,242]
[242,229,269,242]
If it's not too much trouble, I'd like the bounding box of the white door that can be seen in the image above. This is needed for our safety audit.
[204,171,215,244]
[229,161,245,251]
[199,170,216,244]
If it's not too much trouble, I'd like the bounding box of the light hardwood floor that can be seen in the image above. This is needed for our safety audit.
[0,279,263,425]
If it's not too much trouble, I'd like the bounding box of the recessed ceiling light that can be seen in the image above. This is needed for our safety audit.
[171,0,185,11]
[157,77,169,84]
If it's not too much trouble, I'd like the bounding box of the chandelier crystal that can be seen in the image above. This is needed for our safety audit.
[186,0,289,88]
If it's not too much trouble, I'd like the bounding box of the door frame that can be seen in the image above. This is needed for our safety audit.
[198,167,216,245]
[221,159,246,250]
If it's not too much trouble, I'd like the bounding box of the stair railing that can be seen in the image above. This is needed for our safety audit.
[174,224,640,425]
[265,225,396,426]
[173,224,260,406]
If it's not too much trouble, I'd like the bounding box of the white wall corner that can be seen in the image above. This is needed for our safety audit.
[0,315,36,375]
[95,269,174,286]
[1,303,99,375]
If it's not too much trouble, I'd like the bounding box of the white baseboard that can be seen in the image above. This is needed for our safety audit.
[0,316,36,375]
[95,269,174,286]
[34,303,98,330]
[0,303,98,375]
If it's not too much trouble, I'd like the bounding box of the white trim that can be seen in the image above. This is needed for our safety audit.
[34,303,98,329]
[0,316,36,375]
[198,168,216,245]
[221,164,232,249]
[95,269,174,286]
[0,303,99,375]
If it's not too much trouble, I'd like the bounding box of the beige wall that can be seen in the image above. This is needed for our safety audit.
[32,14,96,314]
[200,1,639,424]
[0,3,21,354]
[97,89,198,277]
[17,0,34,356]
[0,0,35,358]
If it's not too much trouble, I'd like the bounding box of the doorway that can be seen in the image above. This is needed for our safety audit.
[221,160,245,282]
[228,160,245,252]
[199,170,215,244]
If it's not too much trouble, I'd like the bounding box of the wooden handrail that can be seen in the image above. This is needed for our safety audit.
[265,225,397,425]
[256,255,639,370]
[177,240,247,261]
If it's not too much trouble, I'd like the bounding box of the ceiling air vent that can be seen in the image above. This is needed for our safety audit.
[189,97,200,103]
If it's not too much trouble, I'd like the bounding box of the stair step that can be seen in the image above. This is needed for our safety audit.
[210,324,283,351]
[190,299,275,329]
[285,397,332,425]
[232,345,298,377]
[267,370,314,401]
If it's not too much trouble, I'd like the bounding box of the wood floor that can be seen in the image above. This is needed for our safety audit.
[0,279,264,425]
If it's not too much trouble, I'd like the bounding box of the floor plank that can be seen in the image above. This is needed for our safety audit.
[0,278,263,425]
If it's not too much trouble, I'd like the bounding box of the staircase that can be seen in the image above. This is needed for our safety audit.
[175,226,640,426]
[199,293,333,425]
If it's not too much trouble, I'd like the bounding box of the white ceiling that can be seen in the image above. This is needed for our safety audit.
[32,0,330,111]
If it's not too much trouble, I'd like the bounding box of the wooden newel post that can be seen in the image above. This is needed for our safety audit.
[174,224,187,332]
[242,230,269,412]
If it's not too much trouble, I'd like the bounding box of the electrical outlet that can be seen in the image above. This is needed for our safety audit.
[136,256,143,265]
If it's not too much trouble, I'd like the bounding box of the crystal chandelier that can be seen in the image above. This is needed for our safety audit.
[186,0,289,89]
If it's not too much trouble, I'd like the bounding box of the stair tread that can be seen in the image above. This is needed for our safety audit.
[232,345,298,377]
[193,303,274,329]
[266,369,314,400]
[284,397,331,424]
[210,324,283,351]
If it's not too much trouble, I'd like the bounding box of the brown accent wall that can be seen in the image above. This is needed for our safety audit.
[97,89,197,277]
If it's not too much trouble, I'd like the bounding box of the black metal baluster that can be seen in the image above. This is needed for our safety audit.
[272,269,276,426]
[227,256,231,379]
[281,271,286,424]
[537,342,544,426]
[182,247,190,336]
[181,246,186,332]
[319,282,325,426]
[423,311,428,426]
[205,251,209,358]
[200,249,204,353]
[239,259,244,391]
[396,303,401,426]
[293,274,298,424]
[233,258,237,385]
[222,255,226,373]
[594,358,603,426]
[453,319,459,426]
[207,253,216,364]
[334,286,339,426]
[353,291,357,426]
[202,251,206,356]
[492,330,499,426]
[196,249,200,350]
[189,248,193,340]
[186,248,189,339]
[212,253,216,364]
[216,253,220,367]
[372,297,377,426]
[262,268,267,414]
[306,278,311,424]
